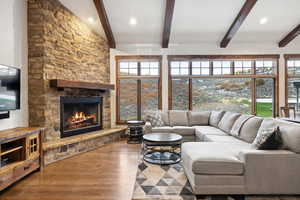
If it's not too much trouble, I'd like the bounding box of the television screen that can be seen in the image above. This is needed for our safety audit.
[0,65,20,111]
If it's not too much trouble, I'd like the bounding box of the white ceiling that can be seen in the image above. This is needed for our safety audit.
[103,0,164,46]
[59,0,300,48]
[59,0,106,38]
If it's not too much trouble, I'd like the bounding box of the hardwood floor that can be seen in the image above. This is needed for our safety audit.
[0,140,140,200]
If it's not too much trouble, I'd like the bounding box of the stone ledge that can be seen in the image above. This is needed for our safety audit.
[43,126,127,165]
[43,126,127,151]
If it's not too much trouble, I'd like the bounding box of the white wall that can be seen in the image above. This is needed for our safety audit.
[0,0,28,130]
[110,43,300,126]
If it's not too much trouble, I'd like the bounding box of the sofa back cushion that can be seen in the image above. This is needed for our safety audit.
[239,116,263,143]
[218,112,241,133]
[159,110,170,126]
[275,119,300,153]
[230,114,254,137]
[209,110,225,127]
[188,111,211,126]
[169,110,189,126]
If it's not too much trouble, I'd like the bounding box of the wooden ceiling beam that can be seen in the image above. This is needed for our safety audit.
[162,0,175,48]
[279,24,300,48]
[93,0,116,48]
[220,0,257,48]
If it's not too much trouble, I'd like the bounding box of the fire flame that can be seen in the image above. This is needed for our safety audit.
[66,111,97,130]
[72,112,86,123]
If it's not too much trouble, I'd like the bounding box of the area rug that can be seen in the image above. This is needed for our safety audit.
[131,159,300,200]
[132,159,196,200]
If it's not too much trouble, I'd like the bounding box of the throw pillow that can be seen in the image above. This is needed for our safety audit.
[144,111,164,127]
[251,127,282,150]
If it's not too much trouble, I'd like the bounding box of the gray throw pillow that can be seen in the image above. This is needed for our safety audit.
[209,110,225,127]
[218,112,241,133]
[144,111,164,127]
[252,127,282,150]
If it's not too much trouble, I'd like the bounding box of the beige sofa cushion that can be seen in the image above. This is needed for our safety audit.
[182,142,244,175]
[275,119,300,153]
[160,111,170,126]
[173,126,195,136]
[239,117,263,143]
[203,135,251,147]
[151,126,173,133]
[169,110,189,126]
[218,112,241,133]
[209,111,225,127]
[188,111,211,126]
[194,126,228,141]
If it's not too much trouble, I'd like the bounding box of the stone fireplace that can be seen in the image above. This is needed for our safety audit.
[27,0,125,165]
[60,97,103,138]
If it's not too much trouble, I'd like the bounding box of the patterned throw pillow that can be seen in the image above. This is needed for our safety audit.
[252,127,282,150]
[144,111,164,127]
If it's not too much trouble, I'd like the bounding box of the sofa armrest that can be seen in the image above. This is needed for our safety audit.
[238,149,300,194]
[143,121,152,134]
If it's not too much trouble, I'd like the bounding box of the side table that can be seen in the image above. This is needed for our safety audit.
[127,120,145,144]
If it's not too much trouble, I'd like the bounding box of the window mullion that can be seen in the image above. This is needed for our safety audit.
[189,61,193,110]
[137,79,142,120]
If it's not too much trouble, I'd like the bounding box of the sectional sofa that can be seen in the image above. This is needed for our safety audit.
[144,110,300,195]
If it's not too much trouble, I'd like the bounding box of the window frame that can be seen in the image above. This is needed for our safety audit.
[168,55,280,117]
[116,56,162,124]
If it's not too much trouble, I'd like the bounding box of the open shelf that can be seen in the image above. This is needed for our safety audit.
[0,138,26,167]
[0,146,23,156]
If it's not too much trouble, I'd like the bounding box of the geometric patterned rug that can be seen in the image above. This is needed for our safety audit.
[132,160,196,200]
[132,158,300,200]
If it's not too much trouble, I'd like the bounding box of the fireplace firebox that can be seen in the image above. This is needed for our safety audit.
[60,97,103,138]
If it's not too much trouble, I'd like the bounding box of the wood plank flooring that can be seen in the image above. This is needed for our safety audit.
[0,140,140,200]
[1,140,299,200]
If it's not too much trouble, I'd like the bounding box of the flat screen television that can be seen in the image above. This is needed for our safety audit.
[0,64,20,111]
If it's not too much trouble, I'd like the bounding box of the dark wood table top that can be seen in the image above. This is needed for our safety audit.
[127,120,145,125]
[143,133,182,143]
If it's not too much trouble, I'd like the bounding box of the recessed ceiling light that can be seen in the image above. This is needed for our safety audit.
[88,17,95,24]
[260,17,268,25]
[129,17,137,26]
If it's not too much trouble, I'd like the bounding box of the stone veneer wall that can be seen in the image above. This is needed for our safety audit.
[28,0,111,142]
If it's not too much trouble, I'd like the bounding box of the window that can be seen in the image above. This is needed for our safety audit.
[285,55,300,119]
[255,60,275,74]
[141,79,159,119]
[140,61,159,76]
[213,61,231,75]
[119,61,138,75]
[192,61,210,75]
[119,79,138,121]
[234,60,252,74]
[116,56,162,123]
[192,78,252,114]
[256,78,274,117]
[287,59,300,75]
[169,55,279,117]
[172,78,189,110]
[170,61,189,75]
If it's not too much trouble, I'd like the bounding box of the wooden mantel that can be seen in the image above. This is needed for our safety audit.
[49,79,115,91]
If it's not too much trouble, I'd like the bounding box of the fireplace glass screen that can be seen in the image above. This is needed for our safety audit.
[60,97,102,138]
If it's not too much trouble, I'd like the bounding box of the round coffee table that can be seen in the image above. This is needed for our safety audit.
[142,133,182,165]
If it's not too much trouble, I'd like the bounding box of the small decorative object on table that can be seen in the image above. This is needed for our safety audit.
[127,120,145,144]
[142,133,182,165]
